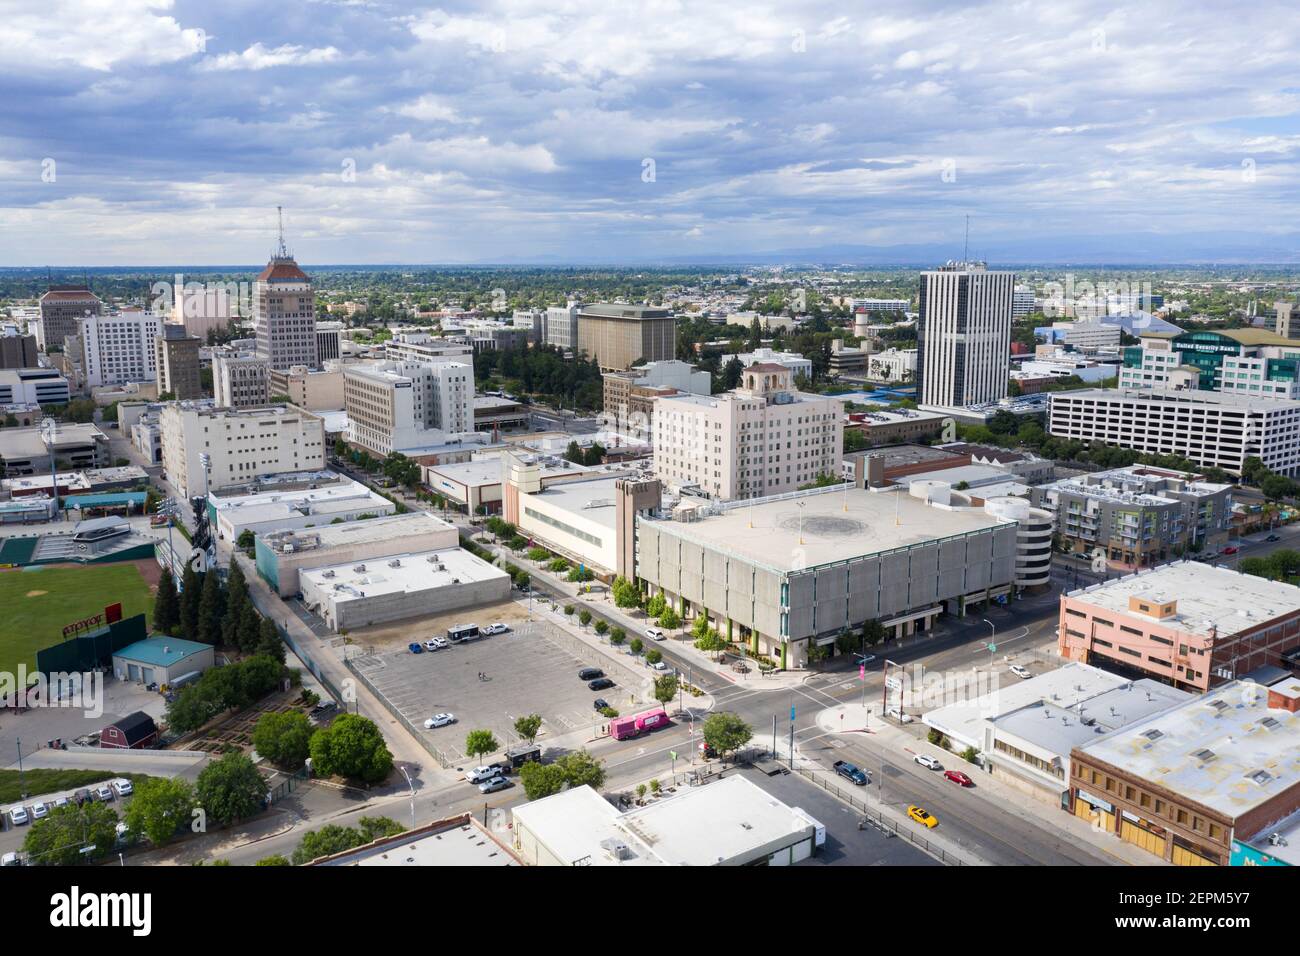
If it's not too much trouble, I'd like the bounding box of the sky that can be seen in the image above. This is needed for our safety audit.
[1,0,1299,266]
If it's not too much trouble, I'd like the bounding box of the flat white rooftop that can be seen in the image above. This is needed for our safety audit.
[313,818,518,866]
[1066,561,1300,641]
[299,547,507,602]
[210,475,384,513]
[646,485,1014,573]
[511,776,814,866]
[1053,387,1300,411]
[262,511,454,552]
[1079,679,1300,819]
[525,474,636,531]
[430,455,591,489]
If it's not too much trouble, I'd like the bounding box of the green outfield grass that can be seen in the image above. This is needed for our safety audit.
[0,564,154,676]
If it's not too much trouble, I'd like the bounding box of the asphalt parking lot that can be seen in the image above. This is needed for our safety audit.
[351,620,647,765]
[738,767,938,866]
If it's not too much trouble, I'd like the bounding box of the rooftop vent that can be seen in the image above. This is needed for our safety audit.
[388,559,401,568]
[1247,769,1274,786]
[353,564,366,573]
[1191,748,1216,763]
[1140,728,1164,742]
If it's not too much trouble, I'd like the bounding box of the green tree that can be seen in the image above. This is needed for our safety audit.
[223,561,250,647]
[702,712,753,758]
[514,714,543,744]
[518,749,607,801]
[256,854,291,866]
[237,529,255,550]
[308,713,393,783]
[861,619,887,647]
[645,648,663,665]
[645,593,667,617]
[612,576,640,609]
[178,564,202,641]
[292,824,363,865]
[609,626,626,645]
[124,777,197,847]
[253,710,313,769]
[196,566,225,646]
[594,619,609,636]
[196,752,268,826]
[578,609,592,627]
[518,761,568,800]
[629,637,644,655]
[153,567,180,635]
[657,606,681,629]
[465,729,500,764]
[23,801,119,865]
[653,674,678,707]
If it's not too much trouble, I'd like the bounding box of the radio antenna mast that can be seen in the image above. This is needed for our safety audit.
[276,206,288,259]
[962,214,970,264]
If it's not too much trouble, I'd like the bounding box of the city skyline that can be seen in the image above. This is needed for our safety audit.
[2,1,1299,266]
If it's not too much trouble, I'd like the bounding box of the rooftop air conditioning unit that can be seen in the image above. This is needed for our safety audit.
[389,559,401,568]
[323,570,335,579]
[452,578,460,584]
[353,564,366,573]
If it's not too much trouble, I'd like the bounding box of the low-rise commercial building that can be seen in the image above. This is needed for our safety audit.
[602,360,711,435]
[308,813,520,865]
[503,471,630,575]
[864,347,917,384]
[1058,561,1300,692]
[425,454,595,516]
[255,511,458,597]
[1048,388,1300,477]
[300,546,510,632]
[842,407,945,447]
[268,364,345,410]
[1070,676,1300,865]
[635,484,1017,668]
[0,422,109,477]
[511,776,820,867]
[209,474,394,542]
[0,368,70,406]
[1030,466,1233,568]
[922,661,1191,804]
[719,347,813,380]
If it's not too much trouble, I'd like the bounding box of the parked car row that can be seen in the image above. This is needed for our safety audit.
[578,667,615,691]
[409,623,510,654]
[5,778,132,827]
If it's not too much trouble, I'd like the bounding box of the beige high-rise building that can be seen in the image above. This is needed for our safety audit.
[653,364,844,500]
[254,214,317,370]
[343,360,473,456]
[577,303,675,371]
[1276,301,1299,340]
[37,285,101,352]
[917,262,1016,409]
[155,325,202,399]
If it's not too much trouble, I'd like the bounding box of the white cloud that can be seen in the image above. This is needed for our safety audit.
[199,43,343,72]
[0,0,205,71]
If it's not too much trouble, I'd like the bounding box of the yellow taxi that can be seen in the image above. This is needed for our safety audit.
[907,805,938,828]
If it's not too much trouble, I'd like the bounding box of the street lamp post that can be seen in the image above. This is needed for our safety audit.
[982,618,996,672]
[398,765,417,830]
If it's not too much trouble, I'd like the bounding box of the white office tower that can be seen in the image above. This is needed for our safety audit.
[917,262,1016,409]
[254,209,318,370]
[78,310,162,387]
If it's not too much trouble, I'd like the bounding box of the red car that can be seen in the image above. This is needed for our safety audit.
[1221,546,1239,555]
[943,770,973,787]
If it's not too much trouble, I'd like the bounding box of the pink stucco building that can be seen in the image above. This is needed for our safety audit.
[1058,561,1300,692]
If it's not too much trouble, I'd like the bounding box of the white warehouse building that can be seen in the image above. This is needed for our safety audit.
[300,547,511,632]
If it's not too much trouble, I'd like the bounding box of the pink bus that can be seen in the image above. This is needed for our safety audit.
[609,707,670,740]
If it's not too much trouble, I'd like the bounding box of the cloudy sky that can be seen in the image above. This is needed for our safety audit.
[1,0,1298,265]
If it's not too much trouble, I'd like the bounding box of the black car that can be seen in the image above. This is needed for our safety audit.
[588,678,615,691]
[593,697,610,712]
[578,667,604,681]
[1267,534,1281,542]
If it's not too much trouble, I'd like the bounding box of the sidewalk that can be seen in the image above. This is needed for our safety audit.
[814,701,1166,866]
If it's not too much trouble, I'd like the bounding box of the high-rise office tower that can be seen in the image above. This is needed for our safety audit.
[254,209,317,370]
[917,261,1016,408]
[37,284,102,353]
[1276,301,1299,340]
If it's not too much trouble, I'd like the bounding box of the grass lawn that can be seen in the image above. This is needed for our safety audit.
[0,563,154,675]
[0,768,155,804]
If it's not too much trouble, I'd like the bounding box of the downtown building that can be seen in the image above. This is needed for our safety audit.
[652,364,843,500]
[154,324,203,399]
[1119,328,1300,400]
[212,350,271,409]
[1058,561,1300,693]
[78,310,162,388]
[916,261,1016,410]
[1048,387,1300,477]
[253,240,317,370]
[578,303,675,371]
[0,328,39,369]
[342,359,473,457]
[37,284,101,352]
[602,359,711,437]
[1029,466,1233,569]
[159,401,326,498]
